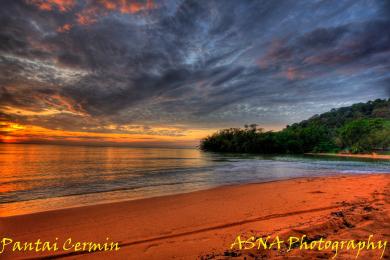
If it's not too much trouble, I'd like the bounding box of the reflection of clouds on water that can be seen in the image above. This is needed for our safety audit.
[0,144,389,216]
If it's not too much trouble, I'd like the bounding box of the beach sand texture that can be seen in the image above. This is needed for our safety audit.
[1,174,389,259]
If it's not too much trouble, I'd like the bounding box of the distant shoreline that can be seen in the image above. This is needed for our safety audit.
[306,152,390,160]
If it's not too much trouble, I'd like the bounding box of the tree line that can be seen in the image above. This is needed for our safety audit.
[200,99,390,154]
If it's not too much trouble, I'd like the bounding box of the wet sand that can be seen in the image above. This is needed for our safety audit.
[1,174,389,259]
[306,152,390,160]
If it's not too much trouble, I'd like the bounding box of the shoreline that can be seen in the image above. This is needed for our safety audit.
[0,175,332,218]
[1,174,389,259]
[0,171,374,218]
[0,174,343,218]
[306,152,390,160]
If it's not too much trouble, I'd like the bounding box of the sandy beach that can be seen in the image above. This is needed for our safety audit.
[306,153,390,160]
[1,174,389,259]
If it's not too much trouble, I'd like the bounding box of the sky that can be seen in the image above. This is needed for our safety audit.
[0,0,389,147]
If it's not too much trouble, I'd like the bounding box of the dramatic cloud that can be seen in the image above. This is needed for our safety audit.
[0,0,389,146]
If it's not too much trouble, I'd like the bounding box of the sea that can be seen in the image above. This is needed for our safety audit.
[1,143,389,216]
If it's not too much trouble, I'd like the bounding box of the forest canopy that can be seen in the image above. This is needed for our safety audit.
[200,99,390,154]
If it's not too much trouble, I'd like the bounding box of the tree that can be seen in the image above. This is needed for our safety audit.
[338,119,387,153]
[200,99,390,154]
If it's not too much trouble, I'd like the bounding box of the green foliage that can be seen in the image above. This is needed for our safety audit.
[338,119,390,153]
[200,99,390,154]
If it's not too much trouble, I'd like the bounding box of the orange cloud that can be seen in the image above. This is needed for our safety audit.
[285,67,298,80]
[26,0,76,12]
[1,92,87,117]
[279,66,309,81]
[100,0,117,10]
[75,0,156,26]
[57,23,72,32]
[0,121,214,147]
[0,122,26,143]
[27,0,157,29]
[120,0,155,13]
[40,94,87,115]
[76,6,99,25]
[99,0,155,14]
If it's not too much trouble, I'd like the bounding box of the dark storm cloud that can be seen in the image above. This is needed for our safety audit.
[0,0,389,132]
[261,20,390,68]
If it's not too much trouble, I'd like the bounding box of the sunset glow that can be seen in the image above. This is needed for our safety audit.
[1,0,388,147]
[0,120,215,147]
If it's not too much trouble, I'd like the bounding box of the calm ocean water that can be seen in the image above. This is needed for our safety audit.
[1,144,389,216]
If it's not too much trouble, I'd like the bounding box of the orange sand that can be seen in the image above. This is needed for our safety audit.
[1,174,389,259]
[307,153,390,160]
